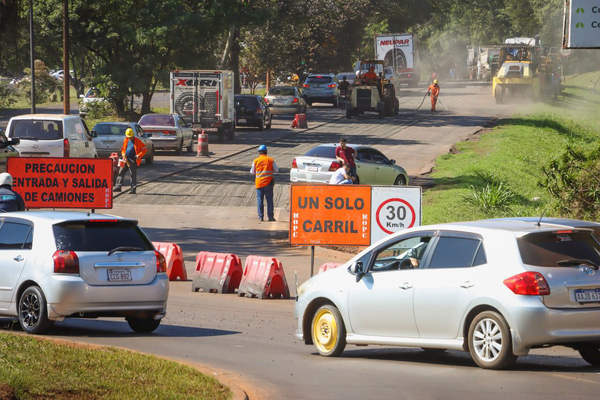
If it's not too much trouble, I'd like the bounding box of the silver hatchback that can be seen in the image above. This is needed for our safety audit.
[296,219,600,369]
[91,122,155,163]
[0,212,169,334]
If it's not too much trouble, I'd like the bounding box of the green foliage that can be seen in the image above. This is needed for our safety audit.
[16,60,61,104]
[0,81,18,108]
[462,171,515,215]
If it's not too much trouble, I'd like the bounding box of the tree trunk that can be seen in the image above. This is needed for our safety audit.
[266,69,271,91]
[220,24,236,69]
[141,90,152,115]
[230,27,241,94]
[115,96,126,116]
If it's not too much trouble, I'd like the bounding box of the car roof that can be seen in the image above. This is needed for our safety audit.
[235,94,261,97]
[1,211,137,225]
[94,122,132,125]
[140,114,175,117]
[9,114,79,121]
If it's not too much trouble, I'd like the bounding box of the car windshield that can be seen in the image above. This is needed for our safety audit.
[303,145,336,159]
[85,89,101,98]
[235,97,259,108]
[269,87,296,96]
[518,231,600,268]
[93,124,128,135]
[139,114,175,127]
[306,76,333,84]
[10,120,63,141]
[53,220,153,252]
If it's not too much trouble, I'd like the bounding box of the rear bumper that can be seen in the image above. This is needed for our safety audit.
[149,138,180,149]
[97,150,121,158]
[303,92,337,101]
[236,116,262,126]
[290,170,332,184]
[270,106,301,115]
[41,273,169,319]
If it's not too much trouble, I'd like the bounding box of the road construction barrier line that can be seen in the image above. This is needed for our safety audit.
[152,242,188,281]
[192,252,242,294]
[238,255,290,299]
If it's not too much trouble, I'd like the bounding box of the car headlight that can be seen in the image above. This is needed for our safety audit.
[297,280,314,298]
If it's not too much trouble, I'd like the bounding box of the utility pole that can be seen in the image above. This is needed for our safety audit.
[29,0,35,114]
[63,0,70,114]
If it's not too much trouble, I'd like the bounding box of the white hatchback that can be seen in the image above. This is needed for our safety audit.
[7,114,98,158]
[0,212,169,334]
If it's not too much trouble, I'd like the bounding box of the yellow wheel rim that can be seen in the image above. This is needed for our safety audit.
[313,309,338,354]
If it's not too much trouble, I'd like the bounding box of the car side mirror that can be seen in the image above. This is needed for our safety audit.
[390,159,396,165]
[8,138,20,146]
[352,261,367,282]
[187,123,193,128]
[90,130,97,138]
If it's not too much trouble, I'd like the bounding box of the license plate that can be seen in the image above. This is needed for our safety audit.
[238,119,246,123]
[307,166,318,172]
[574,288,600,303]
[108,268,132,282]
[275,99,286,104]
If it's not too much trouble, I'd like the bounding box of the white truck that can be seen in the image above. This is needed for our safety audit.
[374,33,420,87]
[170,70,235,142]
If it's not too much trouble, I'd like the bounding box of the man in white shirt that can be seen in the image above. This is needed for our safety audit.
[329,163,354,185]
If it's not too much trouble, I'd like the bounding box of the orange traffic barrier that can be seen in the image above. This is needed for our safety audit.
[317,262,343,274]
[238,255,291,299]
[290,113,308,129]
[152,242,188,281]
[196,130,209,157]
[192,252,243,293]
[109,152,120,184]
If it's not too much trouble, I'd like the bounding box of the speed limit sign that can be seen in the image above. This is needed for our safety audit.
[371,187,421,243]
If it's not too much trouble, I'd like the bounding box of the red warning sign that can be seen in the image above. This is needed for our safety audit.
[8,157,113,209]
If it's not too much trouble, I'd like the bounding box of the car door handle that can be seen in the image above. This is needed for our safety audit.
[85,141,89,147]
[399,282,413,290]
[14,255,23,262]
[460,281,474,288]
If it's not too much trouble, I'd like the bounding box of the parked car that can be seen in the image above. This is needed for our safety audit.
[296,218,600,369]
[234,94,272,130]
[264,86,306,115]
[138,114,194,155]
[7,114,98,158]
[79,87,106,118]
[0,128,20,173]
[91,122,155,164]
[290,143,408,185]
[0,211,169,334]
[302,74,339,106]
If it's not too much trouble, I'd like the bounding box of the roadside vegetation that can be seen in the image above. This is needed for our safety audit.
[0,332,231,399]
[423,71,600,224]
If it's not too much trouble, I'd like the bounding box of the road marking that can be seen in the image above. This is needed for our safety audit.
[549,372,600,385]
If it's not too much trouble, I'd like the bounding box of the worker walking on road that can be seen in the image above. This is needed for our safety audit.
[0,173,25,212]
[427,79,440,112]
[251,145,279,222]
[114,128,147,194]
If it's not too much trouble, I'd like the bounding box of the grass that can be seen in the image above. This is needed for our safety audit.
[0,332,231,399]
[8,87,79,110]
[422,70,600,224]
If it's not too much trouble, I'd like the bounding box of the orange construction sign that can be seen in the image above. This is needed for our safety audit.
[290,184,371,246]
[8,157,113,209]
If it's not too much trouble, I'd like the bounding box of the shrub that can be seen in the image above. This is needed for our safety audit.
[0,81,18,108]
[17,60,61,104]
[462,170,515,215]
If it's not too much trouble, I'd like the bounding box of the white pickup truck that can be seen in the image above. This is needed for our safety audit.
[170,70,235,142]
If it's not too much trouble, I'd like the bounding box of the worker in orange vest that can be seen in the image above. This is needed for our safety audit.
[251,145,279,221]
[114,128,147,194]
[427,79,440,111]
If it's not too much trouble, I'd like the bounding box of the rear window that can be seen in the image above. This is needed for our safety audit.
[303,145,336,159]
[10,120,63,141]
[85,88,101,98]
[234,97,259,108]
[306,76,333,84]
[518,232,600,268]
[53,220,153,252]
[139,115,175,127]
[92,124,127,135]
[269,87,296,96]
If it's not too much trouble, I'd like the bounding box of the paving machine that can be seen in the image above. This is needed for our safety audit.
[347,60,399,119]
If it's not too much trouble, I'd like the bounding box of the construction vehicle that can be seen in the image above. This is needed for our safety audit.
[492,37,562,103]
[346,60,399,119]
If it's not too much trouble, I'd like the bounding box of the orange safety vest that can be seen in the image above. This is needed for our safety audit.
[428,84,440,98]
[253,155,275,188]
[121,137,147,166]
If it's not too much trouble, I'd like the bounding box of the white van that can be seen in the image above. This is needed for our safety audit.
[7,114,98,158]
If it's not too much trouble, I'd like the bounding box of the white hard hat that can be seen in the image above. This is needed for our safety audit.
[0,172,13,187]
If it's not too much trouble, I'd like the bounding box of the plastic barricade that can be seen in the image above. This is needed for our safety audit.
[317,262,343,275]
[238,256,291,299]
[192,252,243,294]
[109,152,120,185]
[290,113,308,129]
[152,242,188,281]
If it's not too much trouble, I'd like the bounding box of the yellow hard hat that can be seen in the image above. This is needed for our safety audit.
[433,79,438,84]
[125,128,134,137]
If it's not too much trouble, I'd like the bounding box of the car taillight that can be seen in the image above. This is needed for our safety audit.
[264,98,269,103]
[292,158,298,169]
[63,138,70,157]
[162,130,176,135]
[53,250,79,274]
[255,108,262,115]
[327,84,336,88]
[303,84,309,88]
[503,272,550,296]
[407,74,411,78]
[154,250,167,273]
[329,161,342,172]
[292,98,299,103]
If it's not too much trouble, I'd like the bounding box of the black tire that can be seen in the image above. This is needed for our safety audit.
[227,124,235,141]
[145,148,154,165]
[578,345,600,366]
[333,97,339,107]
[307,102,313,107]
[495,86,504,104]
[18,286,54,334]
[257,120,264,131]
[126,316,161,333]
[377,103,385,119]
[175,140,183,155]
[394,175,407,186]
[217,129,224,143]
[266,119,272,129]
[311,305,346,357]
[468,311,518,369]
[346,109,352,119]
[394,99,400,115]
[186,138,194,153]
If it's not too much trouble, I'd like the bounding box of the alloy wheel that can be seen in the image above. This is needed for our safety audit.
[20,292,40,328]
[473,318,503,362]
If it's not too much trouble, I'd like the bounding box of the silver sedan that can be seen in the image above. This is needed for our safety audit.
[0,212,169,334]
[264,86,306,115]
[91,122,155,164]
[296,219,600,369]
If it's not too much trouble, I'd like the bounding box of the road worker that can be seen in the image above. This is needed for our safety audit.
[427,79,440,112]
[251,145,279,222]
[114,128,147,194]
[361,66,379,85]
[0,173,25,212]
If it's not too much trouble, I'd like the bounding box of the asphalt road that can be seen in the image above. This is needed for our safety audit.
[4,83,598,399]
